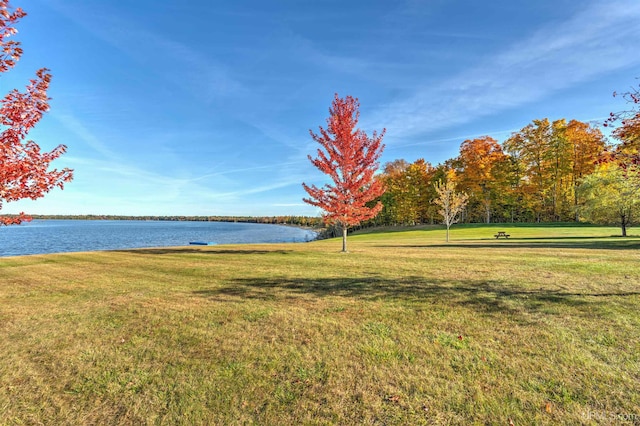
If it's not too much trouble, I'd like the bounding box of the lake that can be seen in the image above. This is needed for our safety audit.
[0,220,317,257]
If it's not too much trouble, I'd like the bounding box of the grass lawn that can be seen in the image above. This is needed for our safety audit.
[1,224,639,425]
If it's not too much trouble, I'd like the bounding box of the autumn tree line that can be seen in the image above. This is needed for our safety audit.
[304,91,639,247]
[365,116,639,227]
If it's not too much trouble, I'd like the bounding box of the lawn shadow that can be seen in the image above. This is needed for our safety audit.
[193,276,640,319]
[113,248,293,256]
[377,236,640,250]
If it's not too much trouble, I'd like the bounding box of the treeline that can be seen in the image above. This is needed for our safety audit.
[366,117,637,226]
[27,214,324,228]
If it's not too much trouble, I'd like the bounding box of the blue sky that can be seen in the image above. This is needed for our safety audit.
[3,0,640,217]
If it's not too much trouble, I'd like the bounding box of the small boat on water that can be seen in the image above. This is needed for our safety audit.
[189,241,217,246]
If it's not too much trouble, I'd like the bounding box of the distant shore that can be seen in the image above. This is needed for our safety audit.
[15,214,324,229]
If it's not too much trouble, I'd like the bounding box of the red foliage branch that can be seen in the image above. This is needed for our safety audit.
[0,0,25,73]
[302,94,385,230]
[604,81,640,166]
[0,1,73,226]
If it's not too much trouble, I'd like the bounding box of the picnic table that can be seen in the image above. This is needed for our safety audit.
[494,231,510,239]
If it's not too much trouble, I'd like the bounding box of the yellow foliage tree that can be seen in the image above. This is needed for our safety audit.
[434,171,469,242]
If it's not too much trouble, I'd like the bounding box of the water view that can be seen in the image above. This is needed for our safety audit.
[0,220,317,257]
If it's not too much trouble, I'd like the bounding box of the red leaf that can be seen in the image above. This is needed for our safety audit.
[302,94,385,250]
[0,1,73,227]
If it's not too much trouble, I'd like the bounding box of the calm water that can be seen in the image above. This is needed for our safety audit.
[0,220,317,257]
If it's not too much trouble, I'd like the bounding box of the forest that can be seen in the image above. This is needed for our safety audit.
[366,114,639,227]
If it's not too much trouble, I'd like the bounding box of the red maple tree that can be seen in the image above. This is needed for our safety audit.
[302,94,385,252]
[0,0,73,226]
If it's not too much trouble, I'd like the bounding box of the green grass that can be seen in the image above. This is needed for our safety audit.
[1,224,639,425]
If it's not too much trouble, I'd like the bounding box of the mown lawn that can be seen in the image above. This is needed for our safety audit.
[1,224,639,425]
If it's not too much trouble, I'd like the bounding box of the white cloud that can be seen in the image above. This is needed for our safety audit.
[366,0,640,140]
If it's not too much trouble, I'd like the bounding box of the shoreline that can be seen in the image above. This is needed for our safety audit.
[5,214,324,233]
[0,220,319,258]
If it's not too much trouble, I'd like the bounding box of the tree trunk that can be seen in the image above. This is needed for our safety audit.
[621,215,627,237]
[574,186,580,222]
[342,226,348,252]
[446,225,450,243]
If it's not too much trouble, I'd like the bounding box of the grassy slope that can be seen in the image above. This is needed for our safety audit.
[1,224,639,425]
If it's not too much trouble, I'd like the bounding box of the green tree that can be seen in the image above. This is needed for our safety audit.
[578,163,640,236]
[376,159,436,226]
[381,159,414,225]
